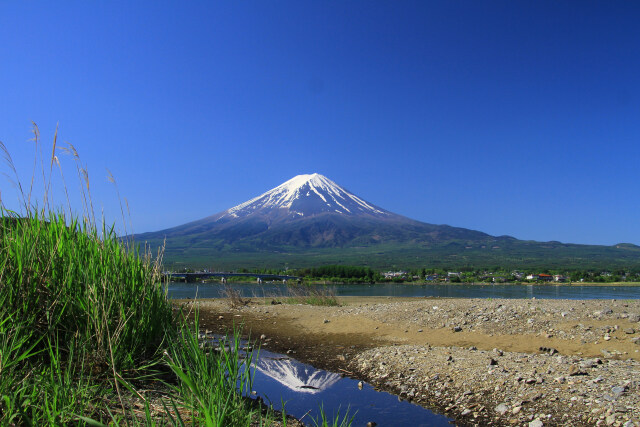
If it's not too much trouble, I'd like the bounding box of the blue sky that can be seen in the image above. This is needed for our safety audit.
[1,1,639,245]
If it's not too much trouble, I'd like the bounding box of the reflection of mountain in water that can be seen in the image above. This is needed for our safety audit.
[255,352,341,394]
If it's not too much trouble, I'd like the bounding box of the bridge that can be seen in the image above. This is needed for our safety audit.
[165,272,300,284]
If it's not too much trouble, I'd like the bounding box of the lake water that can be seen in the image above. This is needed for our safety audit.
[178,282,639,425]
[251,348,453,426]
[168,282,640,300]
[204,336,453,426]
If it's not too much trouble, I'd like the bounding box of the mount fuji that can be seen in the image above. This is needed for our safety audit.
[138,173,491,248]
[220,173,389,219]
[135,174,640,269]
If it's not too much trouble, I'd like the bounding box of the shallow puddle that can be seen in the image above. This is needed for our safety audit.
[251,347,453,426]
[203,335,452,425]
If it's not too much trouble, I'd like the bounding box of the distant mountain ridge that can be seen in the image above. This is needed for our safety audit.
[134,174,640,269]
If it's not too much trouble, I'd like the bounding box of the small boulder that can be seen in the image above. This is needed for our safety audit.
[494,403,509,415]
[580,360,596,369]
[611,385,627,397]
[568,365,586,376]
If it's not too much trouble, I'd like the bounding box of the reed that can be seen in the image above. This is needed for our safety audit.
[0,126,257,425]
[221,284,251,308]
[311,405,355,427]
[283,283,340,306]
[164,317,259,426]
[0,125,351,426]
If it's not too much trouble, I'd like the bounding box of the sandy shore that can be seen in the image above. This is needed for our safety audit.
[180,297,640,426]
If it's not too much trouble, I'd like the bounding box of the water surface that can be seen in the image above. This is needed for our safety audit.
[224,340,453,427]
[168,282,640,300]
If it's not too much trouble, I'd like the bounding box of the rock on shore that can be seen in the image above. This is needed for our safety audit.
[352,344,639,426]
[188,296,640,426]
[344,298,640,426]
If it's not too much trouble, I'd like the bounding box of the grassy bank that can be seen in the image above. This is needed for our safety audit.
[0,206,273,425]
[0,128,354,426]
[0,132,274,425]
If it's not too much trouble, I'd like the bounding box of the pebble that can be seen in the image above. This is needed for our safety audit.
[611,386,626,397]
[495,403,509,415]
[319,298,640,426]
[529,419,544,427]
[568,365,586,376]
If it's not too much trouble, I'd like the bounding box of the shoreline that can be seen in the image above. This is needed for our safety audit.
[191,280,640,287]
[182,297,640,426]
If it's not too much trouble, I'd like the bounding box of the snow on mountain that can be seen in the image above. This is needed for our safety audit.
[135,172,493,250]
[219,173,389,220]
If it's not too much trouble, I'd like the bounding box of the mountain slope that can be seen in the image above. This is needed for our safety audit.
[138,173,492,249]
[134,174,640,269]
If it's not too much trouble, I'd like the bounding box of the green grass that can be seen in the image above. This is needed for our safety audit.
[164,320,258,426]
[311,405,355,427]
[0,126,353,426]
[0,207,173,424]
[0,130,263,425]
[281,284,340,307]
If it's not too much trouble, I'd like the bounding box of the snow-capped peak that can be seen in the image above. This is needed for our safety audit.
[221,173,388,219]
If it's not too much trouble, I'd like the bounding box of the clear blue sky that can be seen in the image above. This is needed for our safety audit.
[1,1,639,245]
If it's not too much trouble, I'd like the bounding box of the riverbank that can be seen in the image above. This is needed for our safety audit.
[182,297,640,426]
[192,280,640,286]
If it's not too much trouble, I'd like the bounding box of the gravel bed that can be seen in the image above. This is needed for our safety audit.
[352,345,639,426]
[344,298,640,426]
[190,297,640,426]
[333,298,640,345]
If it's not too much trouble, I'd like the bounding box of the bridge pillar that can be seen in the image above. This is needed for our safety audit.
[221,277,227,284]
[257,277,263,284]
